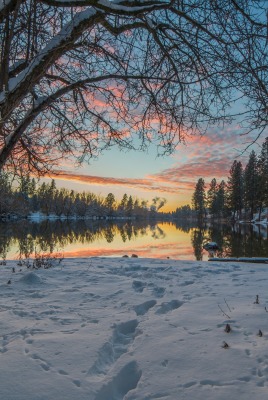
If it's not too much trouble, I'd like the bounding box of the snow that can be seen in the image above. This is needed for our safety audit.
[97,0,162,12]
[1,257,268,399]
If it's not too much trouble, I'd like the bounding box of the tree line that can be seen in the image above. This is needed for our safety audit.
[0,174,167,220]
[174,138,268,222]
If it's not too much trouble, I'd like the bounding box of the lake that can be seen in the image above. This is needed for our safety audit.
[0,219,267,261]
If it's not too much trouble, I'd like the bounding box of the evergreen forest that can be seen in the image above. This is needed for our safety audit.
[0,174,167,220]
[174,138,268,222]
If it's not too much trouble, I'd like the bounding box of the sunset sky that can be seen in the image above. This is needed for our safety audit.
[46,124,266,212]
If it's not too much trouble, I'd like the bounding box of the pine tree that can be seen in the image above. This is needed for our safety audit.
[227,160,244,220]
[126,195,134,217]
[28,178,39,211]
[133,199,140,217]
[0,172,12,215]
[244,150,258,219]
[19,174,32,200]
[257,137,268,218]
[192,178,206,222]
[105,193,116,215]
[118,194,128,216]
[37,182,54,215]
[215,180,226,218]
[207,178,218,217]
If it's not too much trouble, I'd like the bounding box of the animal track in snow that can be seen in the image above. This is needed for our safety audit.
[30,353,51,372]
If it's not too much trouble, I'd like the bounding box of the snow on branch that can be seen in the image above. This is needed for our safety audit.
[40,0,169,12]
[0,7,100,117]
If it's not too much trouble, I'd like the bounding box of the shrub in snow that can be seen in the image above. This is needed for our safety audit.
[18,251,63,269]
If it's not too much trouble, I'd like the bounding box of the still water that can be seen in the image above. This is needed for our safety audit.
[0,219,267,261]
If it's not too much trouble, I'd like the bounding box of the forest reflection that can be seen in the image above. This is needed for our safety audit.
[0,219,267,261]
[190,223,268,261]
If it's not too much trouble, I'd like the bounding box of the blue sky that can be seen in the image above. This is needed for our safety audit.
[45,123,267,212]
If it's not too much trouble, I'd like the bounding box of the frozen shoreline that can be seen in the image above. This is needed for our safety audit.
[1,257,268,400]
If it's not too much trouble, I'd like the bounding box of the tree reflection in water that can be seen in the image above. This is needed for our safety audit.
[191,227,205,261]
[0,220,267,261]
[191,223,268,260]
[0,220,161,260]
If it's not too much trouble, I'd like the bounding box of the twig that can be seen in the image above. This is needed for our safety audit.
[224,298,232,313]
[218,304,231,319]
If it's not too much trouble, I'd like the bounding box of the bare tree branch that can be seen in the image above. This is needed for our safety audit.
[0,0,267,173]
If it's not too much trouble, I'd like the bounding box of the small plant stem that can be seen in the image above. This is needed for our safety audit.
[224,298,232,313]
[218,304,231,319]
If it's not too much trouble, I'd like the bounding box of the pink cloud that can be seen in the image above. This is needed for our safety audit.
[44,126,265,204]
[151,126,262,190]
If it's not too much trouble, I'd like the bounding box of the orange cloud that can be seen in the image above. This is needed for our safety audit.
[49,170,181,194]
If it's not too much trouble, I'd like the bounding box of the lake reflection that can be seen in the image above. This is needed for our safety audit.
[0,219,267,261]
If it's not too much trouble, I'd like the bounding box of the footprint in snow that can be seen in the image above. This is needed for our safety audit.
[94,361,142,400]
[134,300,157,316]
[155,300,183,315]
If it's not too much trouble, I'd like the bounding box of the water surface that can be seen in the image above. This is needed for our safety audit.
[0,219,267,261]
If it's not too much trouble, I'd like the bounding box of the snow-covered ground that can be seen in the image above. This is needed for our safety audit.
[1,257,268,400]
